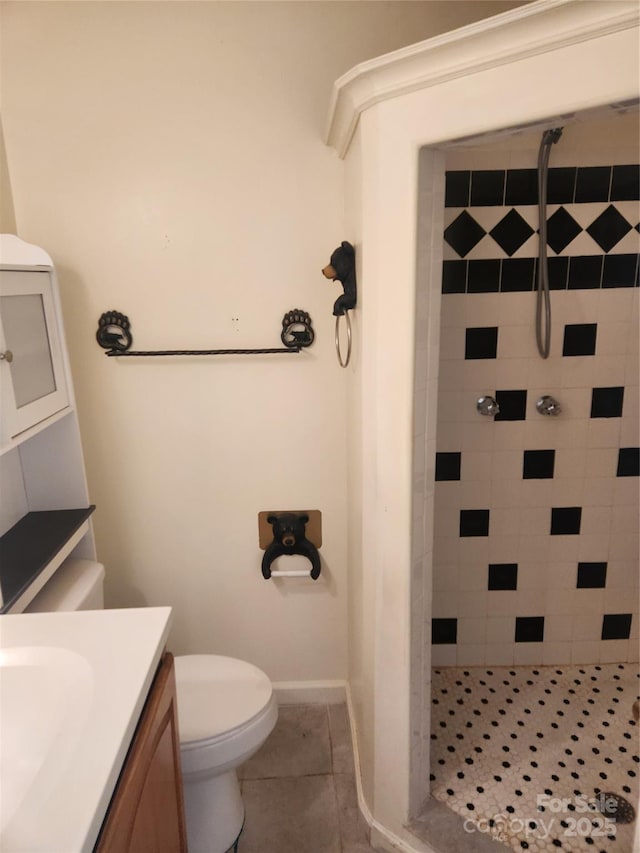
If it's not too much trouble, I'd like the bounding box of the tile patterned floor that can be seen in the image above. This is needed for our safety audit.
[429,664,640,852]
[235,703,375,853]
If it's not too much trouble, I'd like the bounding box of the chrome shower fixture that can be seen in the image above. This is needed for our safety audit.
[477,395,500,417]
[536,395,562,416]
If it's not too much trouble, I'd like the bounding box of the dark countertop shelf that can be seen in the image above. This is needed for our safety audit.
[0,507,96,613]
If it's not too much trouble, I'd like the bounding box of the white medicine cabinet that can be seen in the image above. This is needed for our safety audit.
[0,269,69,444]
[0,235,95,613]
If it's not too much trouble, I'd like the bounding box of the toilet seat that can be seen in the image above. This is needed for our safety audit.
[175,655,277,777]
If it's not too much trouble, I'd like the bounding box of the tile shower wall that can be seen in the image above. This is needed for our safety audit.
[431,133,639,669]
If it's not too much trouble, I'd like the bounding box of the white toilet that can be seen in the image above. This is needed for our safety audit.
[25,558,278,853]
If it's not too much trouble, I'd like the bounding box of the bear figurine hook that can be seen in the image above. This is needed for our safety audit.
[322,241,356,368]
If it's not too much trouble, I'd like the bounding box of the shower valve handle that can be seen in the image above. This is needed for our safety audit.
[477,395,500,417]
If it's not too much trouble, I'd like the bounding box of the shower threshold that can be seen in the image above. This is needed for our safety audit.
[416,663,639,852]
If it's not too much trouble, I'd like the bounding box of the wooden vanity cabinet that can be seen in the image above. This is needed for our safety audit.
[95,652,188,853]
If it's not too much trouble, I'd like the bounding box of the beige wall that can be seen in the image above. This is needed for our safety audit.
[1,0,528,684]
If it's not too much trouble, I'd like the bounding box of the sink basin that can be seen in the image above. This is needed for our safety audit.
[0,645,93,844]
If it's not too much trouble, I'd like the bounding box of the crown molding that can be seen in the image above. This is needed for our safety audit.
[325,0,640,159]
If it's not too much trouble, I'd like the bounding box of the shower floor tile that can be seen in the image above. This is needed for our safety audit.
[430,663,639,852]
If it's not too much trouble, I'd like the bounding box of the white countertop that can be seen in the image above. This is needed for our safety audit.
[0,606,173,852]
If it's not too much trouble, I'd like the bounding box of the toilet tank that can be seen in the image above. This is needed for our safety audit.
[24,559,105,612]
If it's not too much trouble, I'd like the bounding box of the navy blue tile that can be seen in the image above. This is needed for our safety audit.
[546,207,582,254]
[523,449,555,479]
[432,618,457,645]
[470,170,505,207]
[602,254,638,288]
[465,327,498,360]
[610,165,640,201]
[548,256,569,290]
[577,562,607,589]
[445,171,471,207]
[591,387,624,418]
[575,166,611,203]
[490,209,535,257]
[488,563,518,591]
[435,452,462,481]
[568,255,603,289]
[586,205,632,253]
[501,258,536,292]
[505,169,538,206]
[515,616,545,643]
[601,613,632,641]
[563,323,597,356]
[460,509,490,537]
[495,389,527,421]
[467,259,501,293]
[617,447,639,477]
[547,167,576,204]
[550,507,582,535]
[442,260,467,294]
[445,211,486,258]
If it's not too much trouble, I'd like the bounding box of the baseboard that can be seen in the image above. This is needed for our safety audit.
[271,679,347,705]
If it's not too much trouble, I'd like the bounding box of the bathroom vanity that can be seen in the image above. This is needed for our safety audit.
[0,607,186,851]
[0,235,96,613]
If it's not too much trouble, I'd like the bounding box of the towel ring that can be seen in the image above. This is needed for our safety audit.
[335,310,352,368]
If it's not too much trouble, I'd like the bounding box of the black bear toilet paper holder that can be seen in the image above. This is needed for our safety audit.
[258,511,322,580]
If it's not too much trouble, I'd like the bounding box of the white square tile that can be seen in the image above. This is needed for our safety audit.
[432,561,460,591]
[551,478,585,505]
[582,477,616,506]
[458,590,488,618]
[555,446,588,478]
[487,590,517,616]
[593,355,627,387]
[437,390,466,423]
[435,481,464,508]
[488,535,521,562]
[484,643,515,665]
[457,617,486,644]
[611,504,639,535]
[584,447,618,478]
[517,561,547,590]
[597,321,632,356]
[439,295,467,329]
[431,645,457,666]
[462,451,493,481]
[545,562,577,591]
[515,589,546,615]
[519,507,550,537]
[542,643,572,664]
[599,639,630,663]
[458,537,490,565]
[518,534,550,562]
[572,610,602,641]
[626,639,639,663]
[459,562,489,592]
[606,561,639,591]
[456,644,486,666]
[620,412,640,445]
[551,419,589,449]
[622,384,639,419]
[613,477,640,507]
[581,506,613,535]
[573,588,605,613]
[571,640,601,663]
[587,418,622,449]
[577,534,611,562]
[520,480,554,508]
[431,589,459,618]
[491,479,525,508]
[439,327,466,361]
[485,616,514,644]
[545,589,578,616]
[604,587,636,611]
[490,507,521,536]
[461,421,495,451]
[597,288,635,322]
[496,325,535,360]
[544,614,574,643]
[561,357,595,389]
[555,387,591,420]
[609,533,639,561]
[548,535,580,561]
[490,449,523,480]
[514,642,544,664]
[490,421,526,451]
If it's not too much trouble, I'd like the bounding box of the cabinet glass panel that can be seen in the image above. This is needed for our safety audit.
[0,294,57,407]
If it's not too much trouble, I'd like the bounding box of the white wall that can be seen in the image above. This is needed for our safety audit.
[0,0,526,683]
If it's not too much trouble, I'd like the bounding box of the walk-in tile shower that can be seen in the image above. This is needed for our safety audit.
[415,111,639,852]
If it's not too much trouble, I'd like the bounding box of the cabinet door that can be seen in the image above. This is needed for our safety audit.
[0,270,68,441]
[95,653,188,853]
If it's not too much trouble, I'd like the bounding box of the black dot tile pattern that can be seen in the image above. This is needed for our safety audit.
[460,509,490,537]
[444,211,486,258]
[546,207,583,255]
[488,563,518,591]
[435,452,462,482]
[617,448,640,477]
[495,390,528,422]
[550,507,582,535]
[586,205,633,253]
[562,323,597,357]
[465,327,498,359]
[490,209,535,257]
[601,613,633,641]
[523,449,555,480]
[429,663,640,852]
[577,562,608,589]
[591,387,625,419]
[432,618,457,644]
[515,616,545,642]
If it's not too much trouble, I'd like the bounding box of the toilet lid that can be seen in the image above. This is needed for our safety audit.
[174,655,273,744]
